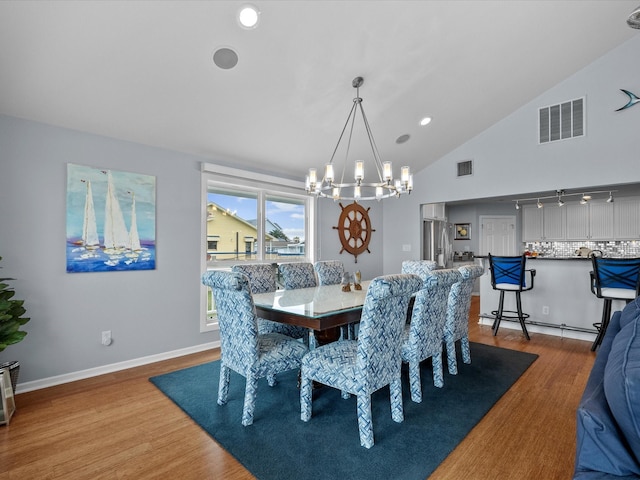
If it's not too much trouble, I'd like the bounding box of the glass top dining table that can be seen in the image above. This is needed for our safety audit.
[252,281,371,332]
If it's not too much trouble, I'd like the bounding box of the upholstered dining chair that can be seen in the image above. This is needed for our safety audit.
[314,260,356,340]
[314,260,344,286]
[279,262,318,290]
[401,260,438,279]
[232,263,309,344]
[300,274,423,449]
[201,270,308,426]
[401,268,462,402]
[444,264,485,375]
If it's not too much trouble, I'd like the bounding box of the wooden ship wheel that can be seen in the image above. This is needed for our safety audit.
[333,202,375,263]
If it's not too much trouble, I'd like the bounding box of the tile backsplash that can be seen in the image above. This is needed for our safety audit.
[524,240,640,258]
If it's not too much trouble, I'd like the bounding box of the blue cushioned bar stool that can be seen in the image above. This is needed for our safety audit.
[488,254,536,340]
[589,256,640,351]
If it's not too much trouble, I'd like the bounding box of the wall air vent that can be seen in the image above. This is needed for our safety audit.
[456,160,473,177]
[539,97,584,144]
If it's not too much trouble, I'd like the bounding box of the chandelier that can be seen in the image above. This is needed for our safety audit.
[305,76,413,201]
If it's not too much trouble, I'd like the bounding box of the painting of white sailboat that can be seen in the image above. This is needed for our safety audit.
[66,164,156,272]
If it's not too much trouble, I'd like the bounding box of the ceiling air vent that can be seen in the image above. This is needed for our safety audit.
[457,160,473,177]
[539,97,584,144]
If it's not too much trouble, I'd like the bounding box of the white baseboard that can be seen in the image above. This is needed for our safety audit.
[478,315,596,342]
[16,340,221,394]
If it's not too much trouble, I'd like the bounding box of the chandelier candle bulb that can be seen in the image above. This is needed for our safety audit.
[355,160,364,182]
[376,186,383,198]
[383,161,393,182]
[354,185,361,199]
[332,187,340,199]
[325,164,334,183]
[401,166,410,183]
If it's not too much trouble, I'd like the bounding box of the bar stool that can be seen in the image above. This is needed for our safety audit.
[589,257,640,351]
[488,254,536,340]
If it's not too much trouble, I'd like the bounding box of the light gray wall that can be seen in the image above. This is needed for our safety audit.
[383,35,640,273]
[0,116,219,383]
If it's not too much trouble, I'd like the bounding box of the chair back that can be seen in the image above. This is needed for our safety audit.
[314,260,344,286]
[591,257,640,298]
[446,264,485,340]
[357,274,422,390]
[401,260,438,279]
[232,263,276,294]
[407,268,461,356]
[488,254,527,290]
[279,262,318,289]
[201,271,258,374]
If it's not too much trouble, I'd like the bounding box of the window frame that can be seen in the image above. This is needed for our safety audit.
[200,163,315,332]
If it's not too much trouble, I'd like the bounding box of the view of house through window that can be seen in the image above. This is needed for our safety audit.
[203,182,311,330]
[206,189,307,263]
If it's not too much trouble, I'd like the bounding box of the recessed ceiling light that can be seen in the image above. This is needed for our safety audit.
[238,4,260,29]
[419,117,432,126]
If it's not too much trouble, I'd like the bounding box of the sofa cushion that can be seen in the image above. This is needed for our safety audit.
[604,298,640,467]
[575,310,640,476]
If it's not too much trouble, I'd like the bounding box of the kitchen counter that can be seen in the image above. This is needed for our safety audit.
[475,255,591,260]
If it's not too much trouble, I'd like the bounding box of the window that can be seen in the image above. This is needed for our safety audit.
[200,163,315,331]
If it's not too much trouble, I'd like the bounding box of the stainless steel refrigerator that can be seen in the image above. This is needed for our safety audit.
[422,219,453,268]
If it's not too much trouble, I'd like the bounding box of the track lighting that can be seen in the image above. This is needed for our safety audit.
[513,189,617,208]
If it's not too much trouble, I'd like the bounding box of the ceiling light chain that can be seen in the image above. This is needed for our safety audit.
[513,189,616,209]
[305,76,413,201]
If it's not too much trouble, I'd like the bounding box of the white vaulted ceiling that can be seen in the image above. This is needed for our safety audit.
[0,1,637,179]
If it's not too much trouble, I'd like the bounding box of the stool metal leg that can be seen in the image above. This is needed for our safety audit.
[515,291,530,340]
[492,291,505,336]
[591,299,612,351]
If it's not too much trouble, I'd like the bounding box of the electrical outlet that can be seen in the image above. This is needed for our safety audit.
[101,330,112,346]
[542,306,550,315]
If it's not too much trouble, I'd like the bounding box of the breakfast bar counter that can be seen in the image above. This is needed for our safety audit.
[476,256,630,341]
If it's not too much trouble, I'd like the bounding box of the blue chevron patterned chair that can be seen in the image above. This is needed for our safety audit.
[401,268,462,402]
[314,260,356,340]
[444,264,485,375]
[300,274,423,448]
[401,260,438,278]
[201,270,308,426]
[279,262,318,290]
[314,260,344,286]
[232,263,309,344]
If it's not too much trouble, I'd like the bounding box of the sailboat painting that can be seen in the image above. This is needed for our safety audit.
[66,164,156,273]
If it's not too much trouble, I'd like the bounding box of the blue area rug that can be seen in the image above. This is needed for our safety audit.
[150,342,537,480]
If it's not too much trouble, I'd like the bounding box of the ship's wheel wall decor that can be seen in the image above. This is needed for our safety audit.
[332,202,375,263]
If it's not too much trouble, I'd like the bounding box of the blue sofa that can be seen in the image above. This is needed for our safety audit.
[574,297,640,479]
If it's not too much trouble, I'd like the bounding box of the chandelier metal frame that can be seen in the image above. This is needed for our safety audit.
[305,76,413,201]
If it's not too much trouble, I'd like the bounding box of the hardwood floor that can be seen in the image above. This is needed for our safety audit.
[1,296,595,479]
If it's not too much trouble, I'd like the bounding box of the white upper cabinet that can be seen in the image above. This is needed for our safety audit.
[614,198,640,239]
[589,201,614,240]
[522,204,566,241]
[522,205,543,241]
[542,204,566,240]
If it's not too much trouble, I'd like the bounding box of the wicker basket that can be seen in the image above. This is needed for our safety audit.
[0,361,19,394]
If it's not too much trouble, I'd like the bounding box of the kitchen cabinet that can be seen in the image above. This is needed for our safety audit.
[565,201,613,240]
[614,198,640,239]
[522,204,565,241]
[542,204,565,240]
[522,205,543,241]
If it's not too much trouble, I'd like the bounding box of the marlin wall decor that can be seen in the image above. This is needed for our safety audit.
[616,89,640,111]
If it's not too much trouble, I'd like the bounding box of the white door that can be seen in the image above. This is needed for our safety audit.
[479,215,517,256]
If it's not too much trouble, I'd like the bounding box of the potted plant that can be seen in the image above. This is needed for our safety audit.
[0,256,30,393]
